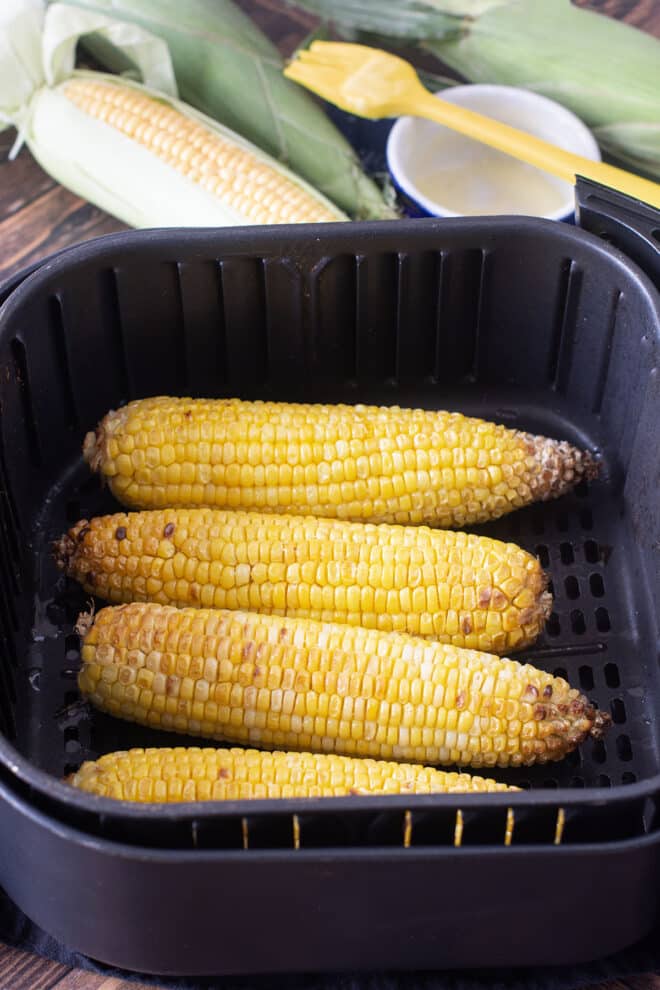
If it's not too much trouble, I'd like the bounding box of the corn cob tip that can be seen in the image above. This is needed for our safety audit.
[524,433,600,502]
[74,608,96,638]
[539,589,553,622]
[550,695,611,749]
[83,425,106,473]
[52,532,78,571]
[589,708,612,741]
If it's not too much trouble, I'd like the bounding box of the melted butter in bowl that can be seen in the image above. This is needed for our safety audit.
[387,84,601,221]
[415,149,570,217]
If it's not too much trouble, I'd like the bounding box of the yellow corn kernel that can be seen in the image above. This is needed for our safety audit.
[68,746,516,802]
[56,509,551,654]
[62,79,343,226]
[83,397,598,528]
[77,603,610,769]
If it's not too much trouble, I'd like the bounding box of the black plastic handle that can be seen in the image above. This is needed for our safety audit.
[576,176,660,290]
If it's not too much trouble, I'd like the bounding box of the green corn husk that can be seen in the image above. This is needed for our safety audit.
[291,0,660,180]
[48,0,396,219]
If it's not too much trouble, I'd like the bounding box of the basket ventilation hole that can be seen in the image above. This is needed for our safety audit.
[64,690,78,706]
[616,735,633,762]
[531,512,545,536]
[604,663,620,688]
[595,607,611,633]
[578,666,594,691]
[542,779,558,789]
[553,666,568,680]
[565,749,581,768]
[621,772,637,785]
[580,508,594,531]
[611,698,626,724]
[597,774,611,787]
[556,512,569,533]
[570,610,586,635]
[584,540,599,564]
[589,573,605,597]
[564,575,580,600]
[574,480,589,499]
[535,544,549,568]
[570,776,585,788]
[560,542,575,565]
[546,614,561,637]
[64,633,79,660]
[63,763,79,776]
[591,740,607,764]
[64,726,80,754]
[47,601,66,624]
[65,500,81,523]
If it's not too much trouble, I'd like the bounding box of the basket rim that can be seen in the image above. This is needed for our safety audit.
[0,216,658,842]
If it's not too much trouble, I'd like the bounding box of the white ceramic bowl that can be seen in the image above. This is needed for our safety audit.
[386,84,601,221]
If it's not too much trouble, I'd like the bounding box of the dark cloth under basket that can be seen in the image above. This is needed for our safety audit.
[0,181,658,976]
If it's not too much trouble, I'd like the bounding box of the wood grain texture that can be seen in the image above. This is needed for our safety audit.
[0,1,659,987]
[2,939,660,990]
[0,941,69,988]
[575,0,660,31]
[0,942,157,988]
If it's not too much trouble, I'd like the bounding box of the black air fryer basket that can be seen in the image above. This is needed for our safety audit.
[0,181,659,976]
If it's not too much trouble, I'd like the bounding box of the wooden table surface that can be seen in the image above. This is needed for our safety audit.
[1,0,659,986]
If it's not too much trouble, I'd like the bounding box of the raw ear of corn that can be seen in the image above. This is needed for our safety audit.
[55,508,551,654]
[25,73,345,228]
[84,396,598,528]
[52,0,396,219]
[77,602,610,768]
[68,746,516,801]
[291,0,660,180]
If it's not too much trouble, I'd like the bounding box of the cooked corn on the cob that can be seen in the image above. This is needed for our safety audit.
[68,746,516,801]
[28,75,346,228]
[56,508,550,653]
[77,603,609,768]
[84,396,598,527]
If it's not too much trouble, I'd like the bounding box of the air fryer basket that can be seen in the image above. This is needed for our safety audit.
[0,205,659,975]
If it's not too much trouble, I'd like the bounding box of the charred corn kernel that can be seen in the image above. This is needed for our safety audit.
[28,76,345,230]
[77,603,611,769]
[84,397,599,527]
[55,509,551,653]
[67,746,516,802]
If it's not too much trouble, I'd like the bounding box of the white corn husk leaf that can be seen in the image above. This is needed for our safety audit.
[0,0,176,142]
[44,1,177,94]
[291,0,660,180]
[49,0,396,219]
[1,1,346,227]
[0,0,46,143]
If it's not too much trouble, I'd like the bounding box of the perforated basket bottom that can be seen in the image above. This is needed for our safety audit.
[17,437,659,793]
